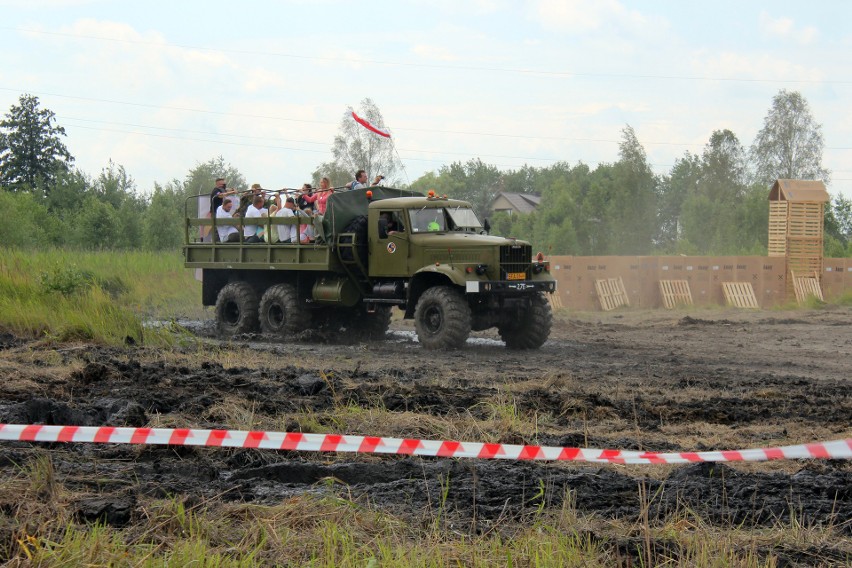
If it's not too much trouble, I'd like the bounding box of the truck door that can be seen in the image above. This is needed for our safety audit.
[370,209,409,277]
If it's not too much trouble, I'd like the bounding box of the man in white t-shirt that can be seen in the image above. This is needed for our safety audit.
[215,197,240,242]
[243,195,267,243]
[275,197,299,243]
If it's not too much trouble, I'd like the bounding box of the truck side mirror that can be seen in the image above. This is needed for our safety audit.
[482,218,491,235]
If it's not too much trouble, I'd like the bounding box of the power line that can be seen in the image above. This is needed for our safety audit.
[7,86,851,151]
[64,123,572,168]
[5,25,852,85]
[60,116,580,163]
[4,87,703,147]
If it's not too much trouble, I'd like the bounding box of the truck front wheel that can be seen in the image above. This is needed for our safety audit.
[498,293,552,349]
[259,284,310,336]
[215,282,259,336]
[414,286,471,350]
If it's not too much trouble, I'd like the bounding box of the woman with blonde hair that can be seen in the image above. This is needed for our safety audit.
[303,176,334,215]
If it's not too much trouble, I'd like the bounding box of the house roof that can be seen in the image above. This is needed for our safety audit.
[492,192,541,214]
[769,179,829,203]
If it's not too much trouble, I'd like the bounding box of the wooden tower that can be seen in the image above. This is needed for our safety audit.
[767,179,829,297]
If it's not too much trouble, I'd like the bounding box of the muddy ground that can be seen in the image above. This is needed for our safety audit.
[0,306,850,563]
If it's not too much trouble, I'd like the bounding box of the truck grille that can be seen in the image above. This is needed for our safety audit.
[500,244,531,279]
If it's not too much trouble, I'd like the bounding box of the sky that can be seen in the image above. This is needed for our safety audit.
[1,0,850,199]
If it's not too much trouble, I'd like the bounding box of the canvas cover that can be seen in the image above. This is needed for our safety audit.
[322,186,421,236]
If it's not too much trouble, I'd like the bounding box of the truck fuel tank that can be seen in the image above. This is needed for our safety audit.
[312,276,360,307]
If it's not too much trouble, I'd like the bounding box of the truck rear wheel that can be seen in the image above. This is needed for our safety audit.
[414,286,471,350]
[259,284,310,336]
[498,293,552,349]
[215,282,259,336]
[358,305,392,339]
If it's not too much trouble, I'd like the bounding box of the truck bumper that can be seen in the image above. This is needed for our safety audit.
[465,280,557,294]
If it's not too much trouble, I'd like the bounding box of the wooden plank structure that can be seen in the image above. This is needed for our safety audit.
[791,270,824,305]
[595,277,630,311]
[659,280,693,309]
[768,179,829,299]
[722,282,760,309]
[547,292,564,310]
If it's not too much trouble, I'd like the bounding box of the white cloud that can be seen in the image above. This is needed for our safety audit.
[411,44,459,62]
[530,0,652,34]
[759,11,818,45]
[691,50,824,83]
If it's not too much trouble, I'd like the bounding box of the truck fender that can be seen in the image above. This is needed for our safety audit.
[413,264,467,287]
[406,265,468,318]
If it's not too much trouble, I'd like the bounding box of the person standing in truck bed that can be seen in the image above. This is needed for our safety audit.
[302,176,333,214]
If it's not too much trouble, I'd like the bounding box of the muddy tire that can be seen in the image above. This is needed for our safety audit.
[358,305,393,340]
[215,282,259,336]
[414,286,471,350]
[259,284,310,336]
[498,293,552,349]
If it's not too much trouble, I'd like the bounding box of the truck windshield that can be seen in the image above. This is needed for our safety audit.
[410,208,446,233]
[446,207,482,230]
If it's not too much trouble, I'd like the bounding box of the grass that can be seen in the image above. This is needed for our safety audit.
[9,466,834,567]
[0,248,202,346]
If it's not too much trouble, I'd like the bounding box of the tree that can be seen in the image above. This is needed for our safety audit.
[657,152,701,251]
[311,161,352,189]
[676,130,762,254]
[597,125,657,254]
[0,190,59,247]
[750,90,830,185]
[94,160,138,210]
[69,195,121,248]
[0,94,74,194]
[323,98,403,185]
[410,159,502,220]
[184,156,246,198]
[824,195,852,256]
[143,181,186,250]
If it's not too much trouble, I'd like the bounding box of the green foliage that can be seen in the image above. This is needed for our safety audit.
[145,181,187,250]
[70,195,122,247]
[0,190,60,247]
[428,158,503,220]
[0,94,74,194]
[825,194,851,256]
[0,249,201,345]
[38,264,93,296]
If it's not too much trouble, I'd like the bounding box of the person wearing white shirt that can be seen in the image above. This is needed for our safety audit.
[275,196,299,243]
[215,196,240,242]
[243,195,267,243]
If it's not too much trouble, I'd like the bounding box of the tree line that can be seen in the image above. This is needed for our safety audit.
[1,93,850,255]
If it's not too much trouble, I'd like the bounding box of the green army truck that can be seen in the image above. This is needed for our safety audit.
[183,187,557,349]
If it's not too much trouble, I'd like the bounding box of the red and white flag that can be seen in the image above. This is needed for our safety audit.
[351,111,391,138]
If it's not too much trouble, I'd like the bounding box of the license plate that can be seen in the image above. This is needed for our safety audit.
[506,272,526,280]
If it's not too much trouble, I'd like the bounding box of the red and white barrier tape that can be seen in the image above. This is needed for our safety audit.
[1,424,850,463]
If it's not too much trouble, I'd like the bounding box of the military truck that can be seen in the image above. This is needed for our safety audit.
[183,187,556,349]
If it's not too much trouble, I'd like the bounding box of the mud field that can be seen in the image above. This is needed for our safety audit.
[1,306,851,563]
